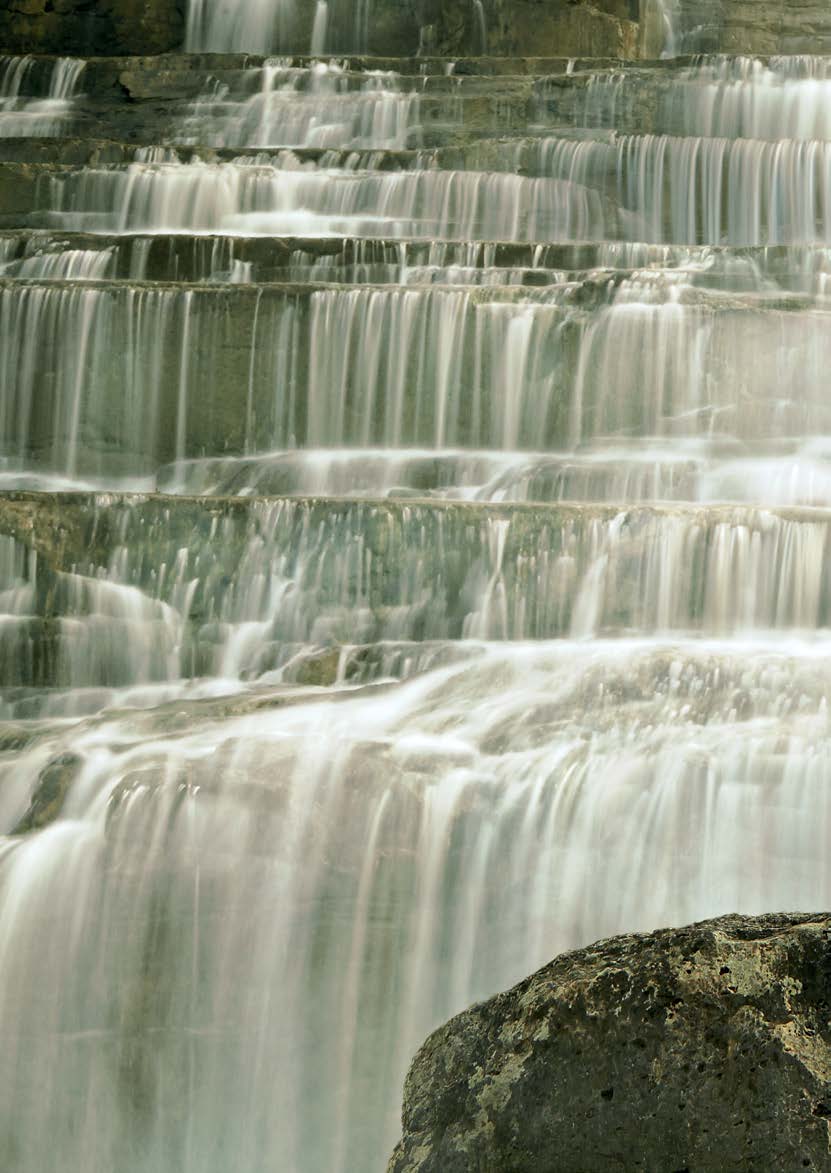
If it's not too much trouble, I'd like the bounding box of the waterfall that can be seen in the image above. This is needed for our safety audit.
[472,0,488,55]
[654,0,681,56]
[185,0,294,53]
[310,2,329,54]
[176,61,421,150]
[41,159,605,240]
[0,55,84,137]
[5,277,831,478]
[2,10,831,1173]
[185,0,371,53]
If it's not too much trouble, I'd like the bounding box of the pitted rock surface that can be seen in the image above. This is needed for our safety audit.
[388,914,831,1172]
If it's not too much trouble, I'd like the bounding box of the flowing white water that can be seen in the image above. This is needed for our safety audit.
[311,3,329,55]
[186,0,296,53]
[645,0,722,56]
[0,55,84,137]
[33,129,831,245]
[1,638,831,1170]
[6,276,831,477]
[176,61,420,150]
[5,497,831,704]
[580,55,831,140]
[666,58,831,140]
[41,159,605,241]
[542,131,831,244]
[185,0,370,53]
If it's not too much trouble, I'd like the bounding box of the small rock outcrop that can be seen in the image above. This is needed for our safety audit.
[12,753,82,834]
[388,914,831,1172]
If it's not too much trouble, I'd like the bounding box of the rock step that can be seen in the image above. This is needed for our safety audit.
[2,491,831,695]
[0,229,637,285]
[2,275,830,475]
[9,55,831,150]
[1,271,826,306]
[1,83,544,154]
[0,134,614,172]
[0,151,617,242]
[0,54,633,92]
[5,133,831,246]
[5,230,831,289]
[9,51,831,86]
[8,442,831,512]
[153,444,831,510]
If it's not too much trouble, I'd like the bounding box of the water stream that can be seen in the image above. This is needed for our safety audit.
[1,27,831,1173]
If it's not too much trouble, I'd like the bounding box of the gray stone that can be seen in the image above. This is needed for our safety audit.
[388,913,831,1172]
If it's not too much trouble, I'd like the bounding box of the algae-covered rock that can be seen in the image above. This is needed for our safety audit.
[13,752,82,833]
[389,913,831,1172]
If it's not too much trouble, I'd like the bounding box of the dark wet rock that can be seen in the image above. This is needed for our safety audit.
[388,913,831,1172]
[0,0,185,56]
[13,752,82,833]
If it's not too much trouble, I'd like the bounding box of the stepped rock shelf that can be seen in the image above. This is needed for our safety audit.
[2,0,831,1170]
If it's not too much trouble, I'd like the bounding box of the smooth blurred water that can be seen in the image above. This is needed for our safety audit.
[0,56,84,137]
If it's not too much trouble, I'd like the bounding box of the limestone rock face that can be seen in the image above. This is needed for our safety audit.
[422,0,639,59]
[4,0,831,58]
[388,914,831,1172]
[0,0,634,56]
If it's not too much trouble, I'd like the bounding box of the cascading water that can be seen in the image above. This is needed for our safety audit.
[185,0,296,53]
[39,159,603,240]
[0,55,84,137]
[185,0,371,54]
[176,61,421,150]
[2,14,831,1173]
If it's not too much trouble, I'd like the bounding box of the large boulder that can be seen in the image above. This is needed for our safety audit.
[388,914,831,1172]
